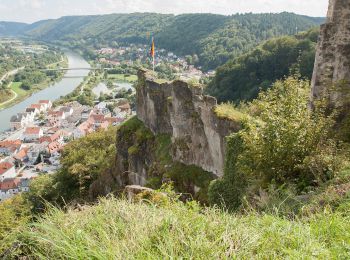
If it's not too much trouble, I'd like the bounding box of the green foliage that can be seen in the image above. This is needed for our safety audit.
[0,195,31,253]
[207,29,319,103]
[118,118,214,202]
[210,76,341,210]
[23,175,55,214]
[1,13,323,70]
[214,102,245,122]
[208,132,246,211]
[13,196,350,259]
[26,127,118,207]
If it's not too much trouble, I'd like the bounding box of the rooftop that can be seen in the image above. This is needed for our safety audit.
[24,127,41,135]
[0,162,14,175]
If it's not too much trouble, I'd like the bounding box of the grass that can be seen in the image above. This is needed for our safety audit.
[214,103,246,122]
[14,196,350,259]
[107,73,138,83]
[10,82,26,97]
[0,89,13,104]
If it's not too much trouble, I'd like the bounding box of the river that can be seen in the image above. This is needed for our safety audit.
[0,51,90,132]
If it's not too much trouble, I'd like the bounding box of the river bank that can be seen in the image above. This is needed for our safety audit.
[0,51,90,132]
[0,56,68,110]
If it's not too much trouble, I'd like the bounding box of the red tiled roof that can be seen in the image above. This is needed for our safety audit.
[0,178,20,190]
[24,127,41,135]
[39,100,51,104]
[48,111,64,117]
[30,104,43,109]
[47,141,62,154]
[14,147,29,160]
[0,162,14,175]
[89,114,105,123]
[39,131,61,143]
[0,140,21,148]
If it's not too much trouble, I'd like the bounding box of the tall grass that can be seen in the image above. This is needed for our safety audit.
[16,197,350,259]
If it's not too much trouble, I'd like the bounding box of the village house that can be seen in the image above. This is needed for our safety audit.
[0,178,21,201]
[114,103,131,117]
[26,107,40,116]
[81,108,93,121]
[47,141,63,156]
[10,112,33,130]
[89,114,105,129]
[14,147,29,166]
[0,140,22,155]
[73,121,93,139]
[0,161,16,181]
[39,100,52,110]
[23,127,43,142]
[30,103,46,112]
[39,130,63,144]
[48,110,66,121]
[60,106,74,117]
[27,143,47,165]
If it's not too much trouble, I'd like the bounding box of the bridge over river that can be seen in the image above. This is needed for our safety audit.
[0,51,90,132]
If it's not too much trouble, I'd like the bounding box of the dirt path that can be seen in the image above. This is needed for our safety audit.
[0,86,18,107]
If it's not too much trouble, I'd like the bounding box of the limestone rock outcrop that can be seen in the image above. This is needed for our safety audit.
[136,69,240,177]
[311,0,350,107]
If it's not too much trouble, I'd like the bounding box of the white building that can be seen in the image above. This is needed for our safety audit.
[60,106,74,117]
[23,127,44,142]
[10,113,33,130]
[0,162,16,182]
[39,100,52,110]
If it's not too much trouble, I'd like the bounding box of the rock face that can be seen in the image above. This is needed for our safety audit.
[136,69,240,177]
[311,0,350,106]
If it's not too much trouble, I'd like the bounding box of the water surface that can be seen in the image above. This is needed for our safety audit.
[0,51,90,132]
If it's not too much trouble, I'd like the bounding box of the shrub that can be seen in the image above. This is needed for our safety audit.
[210,76,339,210]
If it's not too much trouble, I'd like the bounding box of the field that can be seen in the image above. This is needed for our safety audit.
[107,73,138,83]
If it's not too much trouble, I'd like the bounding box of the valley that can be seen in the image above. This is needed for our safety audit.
[1,1,350,258]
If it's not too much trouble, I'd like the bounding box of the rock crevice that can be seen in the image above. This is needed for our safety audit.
[311,0,350,106]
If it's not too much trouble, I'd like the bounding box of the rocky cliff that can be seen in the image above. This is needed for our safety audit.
[92,70,240,201]
[311,0,350,107]
[136,69,240,177]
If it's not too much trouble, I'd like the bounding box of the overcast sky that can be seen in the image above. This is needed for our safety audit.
[0,0,329,23]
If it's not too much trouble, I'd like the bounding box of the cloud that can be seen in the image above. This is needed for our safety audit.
[0,0,329,23]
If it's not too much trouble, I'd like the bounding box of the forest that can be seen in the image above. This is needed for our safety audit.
[0,12,324,70]
[206,28,319,102]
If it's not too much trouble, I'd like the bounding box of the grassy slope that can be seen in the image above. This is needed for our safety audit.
[107,73,138,83]
[18,197,350,259]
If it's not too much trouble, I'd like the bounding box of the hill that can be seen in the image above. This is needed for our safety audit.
[0,22,27,36]
[0,12,324,70]
[206,28,319,103]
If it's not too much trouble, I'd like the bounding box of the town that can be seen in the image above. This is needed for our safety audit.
[96,44,215,81]
[0,97,133,201]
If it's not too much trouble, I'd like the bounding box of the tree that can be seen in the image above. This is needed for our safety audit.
[209,76,338,210]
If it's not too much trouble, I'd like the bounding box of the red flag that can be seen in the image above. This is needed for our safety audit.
[150,37,155,57]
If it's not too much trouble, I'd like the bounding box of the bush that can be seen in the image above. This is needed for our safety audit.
[210,76,340,210]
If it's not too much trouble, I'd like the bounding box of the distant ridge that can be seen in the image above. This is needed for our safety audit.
[0,12,325,70]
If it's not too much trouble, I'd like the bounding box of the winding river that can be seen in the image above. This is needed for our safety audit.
[0,51,90,132]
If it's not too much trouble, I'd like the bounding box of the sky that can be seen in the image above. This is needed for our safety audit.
[0,0,329,23]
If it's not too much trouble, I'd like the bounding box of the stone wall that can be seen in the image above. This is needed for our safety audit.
[136,69,240,177]
[311,0,350,106]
